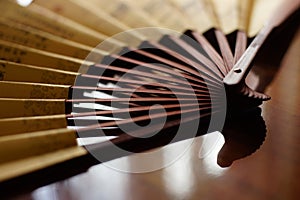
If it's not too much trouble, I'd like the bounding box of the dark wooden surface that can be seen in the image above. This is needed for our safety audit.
[4,26,300,200]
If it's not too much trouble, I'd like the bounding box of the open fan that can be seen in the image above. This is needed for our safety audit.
[0,0,298,182]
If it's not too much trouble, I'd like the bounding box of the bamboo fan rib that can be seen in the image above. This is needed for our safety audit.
[0,0,298,182]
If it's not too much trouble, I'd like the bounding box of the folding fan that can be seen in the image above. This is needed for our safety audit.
[0,0,298,182]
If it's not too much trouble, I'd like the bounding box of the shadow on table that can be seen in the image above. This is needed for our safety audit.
[251,9,300,93]
[217,107,266,167]
[218,10,300,167]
